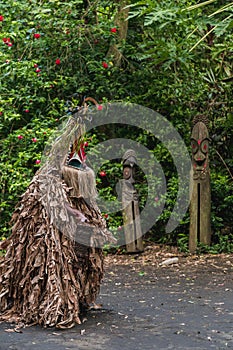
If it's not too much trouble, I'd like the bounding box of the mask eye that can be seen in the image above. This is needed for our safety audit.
[191,140,198,153]
[201,140,209,153]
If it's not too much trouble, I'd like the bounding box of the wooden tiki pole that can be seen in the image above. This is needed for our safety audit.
[122,150,144,253]
[189,116,211,253]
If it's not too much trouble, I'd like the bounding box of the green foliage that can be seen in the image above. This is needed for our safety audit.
[177,233,189,253]
[0,0,232,252]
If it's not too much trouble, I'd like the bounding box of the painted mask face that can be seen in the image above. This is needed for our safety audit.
[191,121,210,180]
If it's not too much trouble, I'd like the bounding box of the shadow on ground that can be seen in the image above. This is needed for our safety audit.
[1,246,233,350]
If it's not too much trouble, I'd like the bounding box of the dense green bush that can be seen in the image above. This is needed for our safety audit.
[0,0,232,251]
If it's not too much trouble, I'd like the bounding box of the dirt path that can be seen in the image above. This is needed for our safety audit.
[1,245,233,349]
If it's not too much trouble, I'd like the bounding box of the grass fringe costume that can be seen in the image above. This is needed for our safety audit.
[0,102,115,328]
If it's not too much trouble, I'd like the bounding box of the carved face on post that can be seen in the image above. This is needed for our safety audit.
[191,121,210,180]
[122,149,137,184]
[123,166,133,180]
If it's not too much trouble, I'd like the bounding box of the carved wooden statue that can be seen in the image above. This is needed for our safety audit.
[189,115,211,253]
[122,149,144,253]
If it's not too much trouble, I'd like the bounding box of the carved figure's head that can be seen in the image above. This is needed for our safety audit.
[122,149,137,182]
[191,121,210,180]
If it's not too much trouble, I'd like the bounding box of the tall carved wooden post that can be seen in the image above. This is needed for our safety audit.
[189,115,211,253]
[122,149,144,253]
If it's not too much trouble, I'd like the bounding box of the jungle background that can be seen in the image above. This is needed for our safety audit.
[0,0,232,253]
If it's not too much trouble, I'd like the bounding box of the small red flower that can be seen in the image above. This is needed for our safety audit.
[104,213,109,219]
[102,61,108,69]
[7,42,12,47]
[97,105,103,111]
[24,109,30,113]
[34,63,38,68]
[33,33,41,39]
[84,141,89,147]
[32,137,37,142]
[2,38,10,43]
[99,170,106,177]
[0,111,3,115]
[17,135,23,140]
[0,15,4,21]
[110,27,117,33]
[55,58,61,65]
[35,159,41,164]
[35,68,41,73]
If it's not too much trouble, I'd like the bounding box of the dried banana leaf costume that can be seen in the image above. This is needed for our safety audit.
[0,104,115,328]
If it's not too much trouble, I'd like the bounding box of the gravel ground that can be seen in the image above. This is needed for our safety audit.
[1,245,233,350]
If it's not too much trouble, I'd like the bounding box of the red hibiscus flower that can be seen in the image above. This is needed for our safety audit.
[99,170,106,177]
[34,33,41,39]
[3,38,11,45]
[102,61,108,69]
